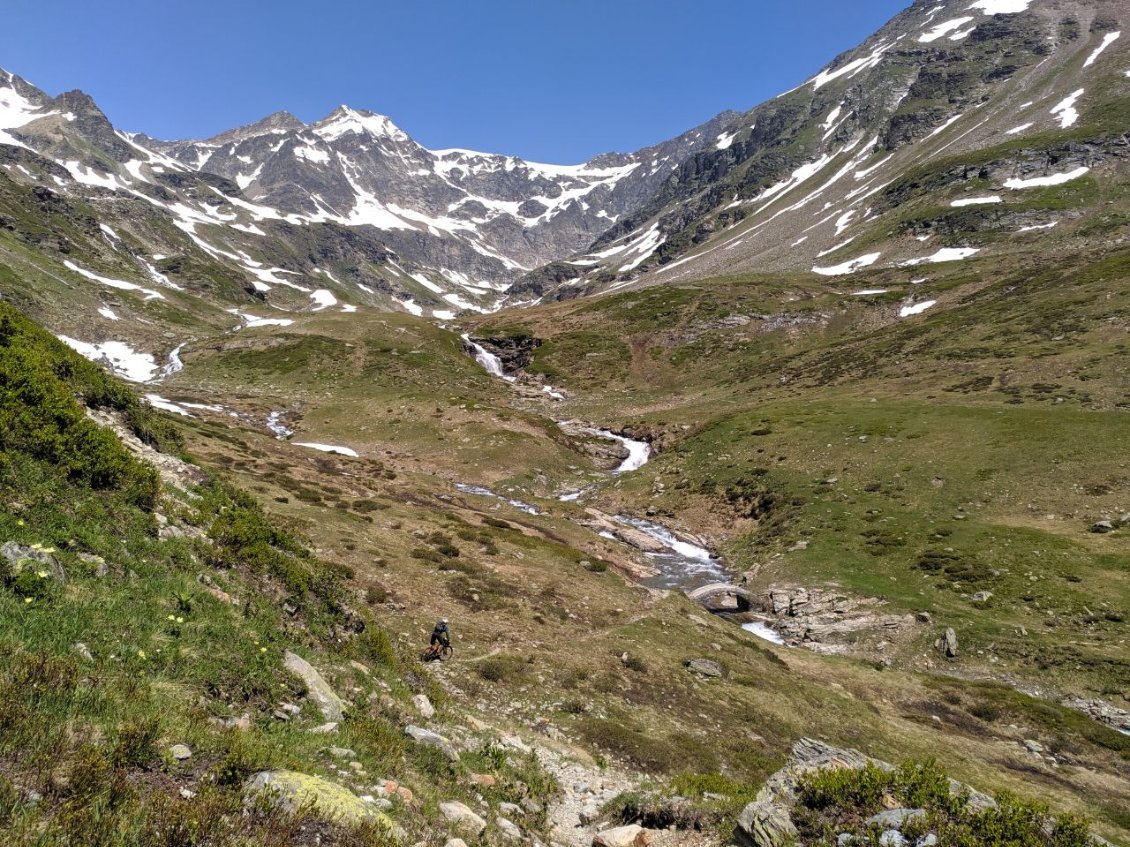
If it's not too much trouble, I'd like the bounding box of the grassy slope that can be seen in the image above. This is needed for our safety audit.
[0,302,562,846]
[105,243,1130,840]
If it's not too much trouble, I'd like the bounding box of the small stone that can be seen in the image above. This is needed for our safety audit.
[879,831,906,847]
[1023,739,1044,754]
[73,642,94,662]
[917,835,938,847]
[838,835,854,846]
[349,660,371,675]
[500,802,524,817]
[470,773,497,788]
[580,801,602,824]
[867,809,925,829]
[310,722,339,734]
[445,840,469,847]
[328,746,356,759]
[1090,521,1115,534]
[971,591,993,603]
[179,788,196,800]
[169,744,192,761]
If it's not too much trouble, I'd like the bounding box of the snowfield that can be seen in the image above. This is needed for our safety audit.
[294,442,360,458]
[951,196,1002,207]
[58,336,158,382]
[813,252,881,276]
[1004,167,1089,189]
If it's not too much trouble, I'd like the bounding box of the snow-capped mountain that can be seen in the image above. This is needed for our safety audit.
[1,64,734,320]
[511,0,1128,301]
[0,0,1126,385]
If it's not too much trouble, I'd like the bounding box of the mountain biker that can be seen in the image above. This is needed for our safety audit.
[430,618,451,651]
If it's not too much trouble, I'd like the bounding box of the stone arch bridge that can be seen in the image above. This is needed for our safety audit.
[685,582,758,612]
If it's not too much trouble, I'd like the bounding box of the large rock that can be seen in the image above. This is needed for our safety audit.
[942,628,958,659]
[593,824,654,847]
[244,770,392,829]
[412,693,436,719]
[736,792,799,847]
[439,800,487,836]
[684,658,724,678]
[283,651,346,722]
[405,725,459,761]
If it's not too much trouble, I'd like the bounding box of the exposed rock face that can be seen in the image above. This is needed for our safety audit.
[244,770,392,828]
[1063,697,1130,734]
[469,334,542,373]
[754,584,914,653]
[282,650,347,722]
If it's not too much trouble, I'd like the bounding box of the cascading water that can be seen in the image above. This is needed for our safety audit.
[461,333,515,382]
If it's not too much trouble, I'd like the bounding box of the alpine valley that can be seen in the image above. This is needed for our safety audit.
[0,0,1128,846]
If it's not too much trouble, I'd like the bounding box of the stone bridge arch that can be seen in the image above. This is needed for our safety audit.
[685,582,757,612]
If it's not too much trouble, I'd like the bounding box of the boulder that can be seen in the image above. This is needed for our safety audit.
[684,658,724,678]
[244,770,392,829]
[283,651,346,722]
[942,628,958,659]
[412,694,436,719]
[439,800,487,836]
[405,725,459,761]
[593,824,654,847]
[736,793,798,847]
[497,816,523,840]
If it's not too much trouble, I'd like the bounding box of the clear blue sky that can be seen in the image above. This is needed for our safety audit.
[2,0,909,163]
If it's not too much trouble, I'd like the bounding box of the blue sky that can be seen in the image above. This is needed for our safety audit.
[2,0,909,162]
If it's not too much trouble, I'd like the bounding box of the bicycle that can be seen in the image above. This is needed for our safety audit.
[420,642,453,662]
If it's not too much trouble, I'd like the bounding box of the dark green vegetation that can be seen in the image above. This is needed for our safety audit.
[794,761,1092,847]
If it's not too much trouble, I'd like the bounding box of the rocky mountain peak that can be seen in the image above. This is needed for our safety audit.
[205,110,306,145]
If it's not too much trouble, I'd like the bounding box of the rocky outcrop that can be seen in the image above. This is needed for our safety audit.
[754,585,915,653]
[1063,697,1130,735]
[734,739,999,847]
[469,334,541,374]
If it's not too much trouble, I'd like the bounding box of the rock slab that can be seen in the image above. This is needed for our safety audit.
[593,824,654,847]
[283,651,346,722]
[405,725,459,761]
